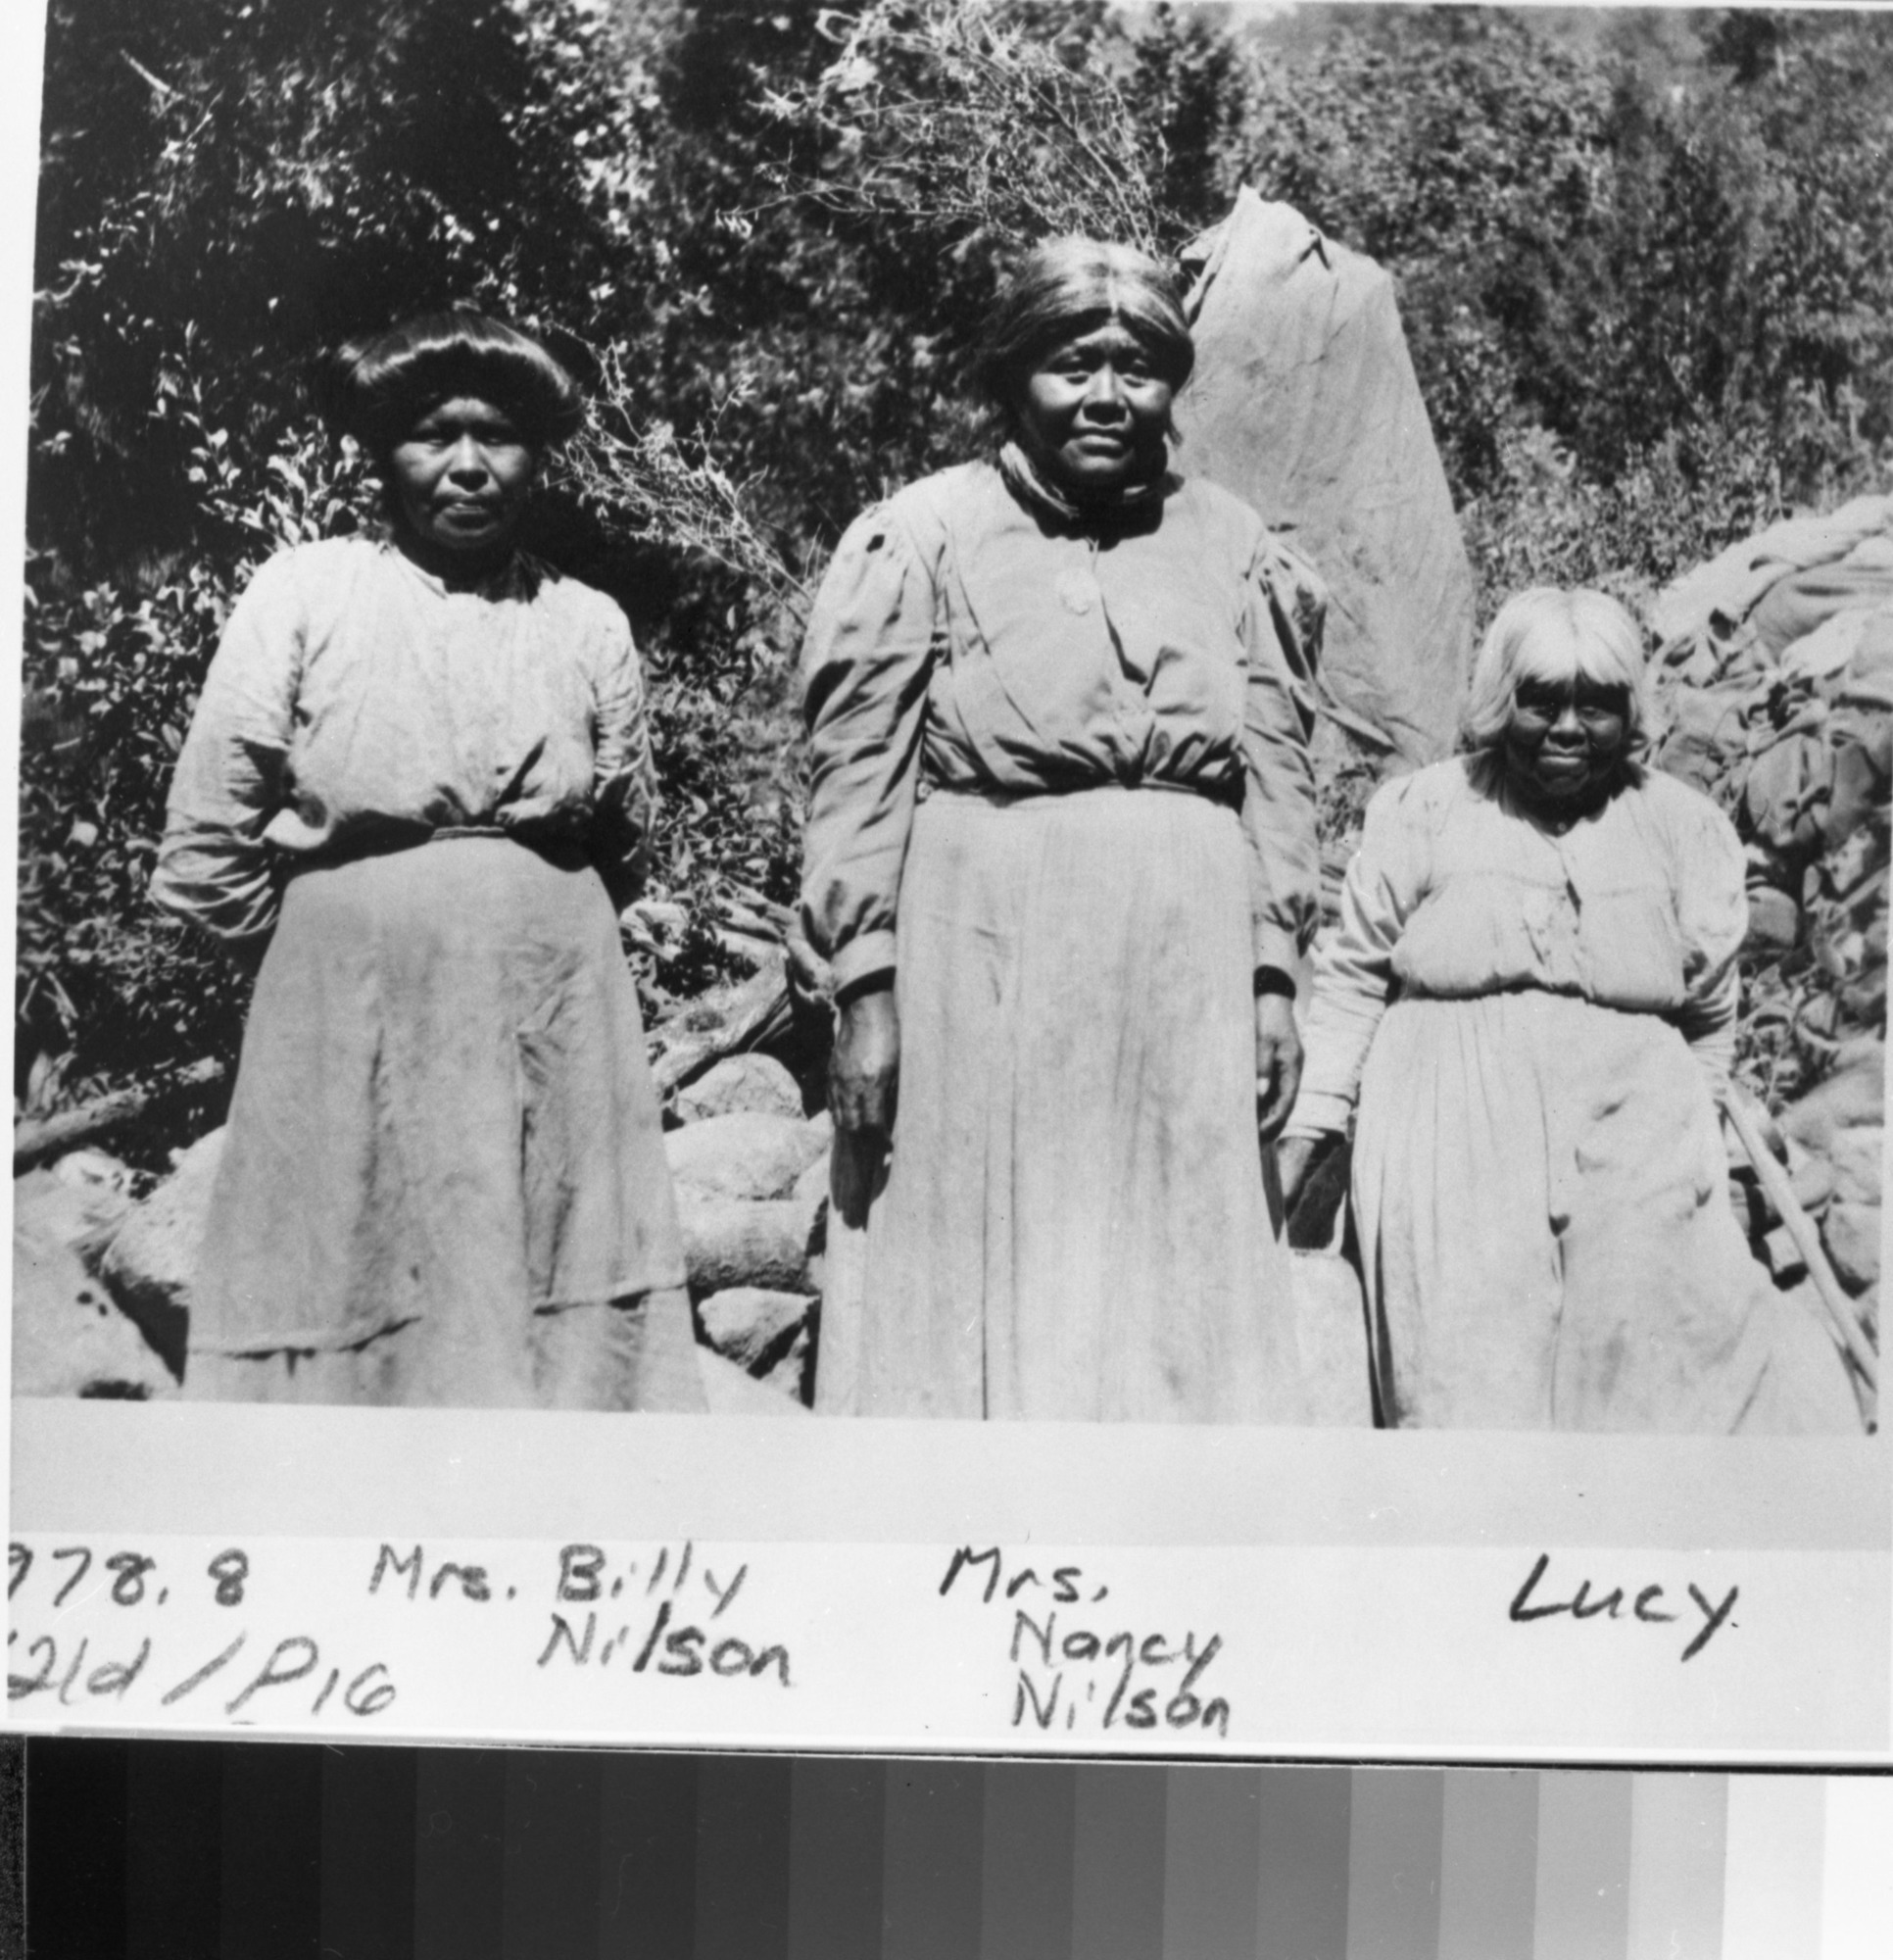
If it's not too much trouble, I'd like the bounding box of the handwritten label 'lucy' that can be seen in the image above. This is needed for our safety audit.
[1508,1552,1740,1662]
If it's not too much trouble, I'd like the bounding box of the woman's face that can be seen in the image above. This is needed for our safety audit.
[1503,635,1631,808]
[1015,322,1174,499]
[388,395,537,562]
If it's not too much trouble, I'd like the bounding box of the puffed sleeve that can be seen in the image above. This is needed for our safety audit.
[1287,770,1435,1137]
[588,597,661,913]
[1672,786,1748,1101]
[1239,535,1324,977]
[150,551,304,946]
[799,501,940,996]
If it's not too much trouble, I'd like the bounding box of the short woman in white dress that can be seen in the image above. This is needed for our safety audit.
[154,311,704,1410]
[1281,587,1858,1431]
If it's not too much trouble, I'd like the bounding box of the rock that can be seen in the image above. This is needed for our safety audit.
[696,1344,810,1416]
[675,1191,821,1298]
[13,1221,176,1398]
[665,1112,827,1200]
[673,1054,805,1125]
[792,1151,831,1204]
[1782,1049,1886,1153]
[1820,1200,1882,1295]
[100,1127,227,1377]
[759,1324,812,1405]
[1788,1148,1836,1215]
[1744,886,1801,954]
[13,1152,136,1271]
[696,1286,815,1375]
[649,953,793,1097]
[1829,1126,1883,1205]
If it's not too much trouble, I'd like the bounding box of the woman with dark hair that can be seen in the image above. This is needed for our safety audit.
[153,309,705,1410]
[1279,586,1859,1432]
[801,237,1324,1421]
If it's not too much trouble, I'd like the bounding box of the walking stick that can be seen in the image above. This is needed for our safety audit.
[1723,1082,1879,1400]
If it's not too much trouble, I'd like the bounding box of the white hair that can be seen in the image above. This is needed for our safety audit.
[1459,586,1651,758]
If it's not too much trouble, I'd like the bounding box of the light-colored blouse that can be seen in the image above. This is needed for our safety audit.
[153,537,658,943]
[800,459,1324,994]
[1293,756,1749,1133]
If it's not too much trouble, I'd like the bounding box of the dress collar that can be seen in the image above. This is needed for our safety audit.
[384,534,540,600]
[997,440,1177,533]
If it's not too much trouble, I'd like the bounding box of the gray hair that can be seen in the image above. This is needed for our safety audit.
[1459,586,1652,758]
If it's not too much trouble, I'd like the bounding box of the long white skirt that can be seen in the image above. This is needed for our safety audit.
[186,835,703,1410]
[1352,990,1859,1432]
[819,785,1302,1423]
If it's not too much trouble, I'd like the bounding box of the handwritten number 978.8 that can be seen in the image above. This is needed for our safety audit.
[7,1544,250,1609]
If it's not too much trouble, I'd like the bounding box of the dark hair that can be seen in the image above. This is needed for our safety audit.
[317,309,585,455]
[974,237,1194,434]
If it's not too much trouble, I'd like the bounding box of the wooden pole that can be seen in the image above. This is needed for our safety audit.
[1724,1083,1879,1400]
[12,1056,229,1174]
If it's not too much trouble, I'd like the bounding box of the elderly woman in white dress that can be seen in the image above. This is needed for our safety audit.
[1280,586,1858,1432]
[153,310,704,1410]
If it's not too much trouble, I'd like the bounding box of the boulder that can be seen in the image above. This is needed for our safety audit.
[665,1111,826,1200]
[1176,191,1476,762]
[1820,1201,1882,1295]
[696,1286,815,1376]
[100,1128,228,1374]
[1828,1125,1884,1206]
[13,1222,175,1398]
[13,1152,136,1270]
[675,1191,821,1298]
[1781,1049,1886,1153]
[1786,1145,1836,1215]
[696,1344,810,1416]
[792,1151,831,1205]
[1744,887,1801,955]
[673,1054,805,1125]
[759,1325,812,1405]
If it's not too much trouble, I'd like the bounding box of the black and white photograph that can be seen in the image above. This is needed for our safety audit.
[6,0,1890,1766]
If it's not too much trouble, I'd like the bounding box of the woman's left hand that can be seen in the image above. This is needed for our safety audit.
[1253,992,1303,1144]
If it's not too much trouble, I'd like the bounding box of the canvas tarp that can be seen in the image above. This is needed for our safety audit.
[1176,189,1477,764]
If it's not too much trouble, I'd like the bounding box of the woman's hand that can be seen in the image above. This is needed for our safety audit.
[1253,989,1303,1145]
[831,981,900,1139]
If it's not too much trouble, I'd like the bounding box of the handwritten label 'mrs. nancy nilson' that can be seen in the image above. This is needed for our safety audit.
[939,1546,1232,1739]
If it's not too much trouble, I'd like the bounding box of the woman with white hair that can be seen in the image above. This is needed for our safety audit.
[801,236,1324,1421]
[1280,585,1851,1431]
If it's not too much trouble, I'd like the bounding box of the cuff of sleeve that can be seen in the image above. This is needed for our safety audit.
[829,930,898,996]
[1285,1089,1352,1139]
[1251,921,1299,978]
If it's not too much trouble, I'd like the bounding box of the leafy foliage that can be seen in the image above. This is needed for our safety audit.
[19,0,1893,1143]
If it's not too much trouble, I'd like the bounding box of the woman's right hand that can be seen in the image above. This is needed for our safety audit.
[831,981,900,1138]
